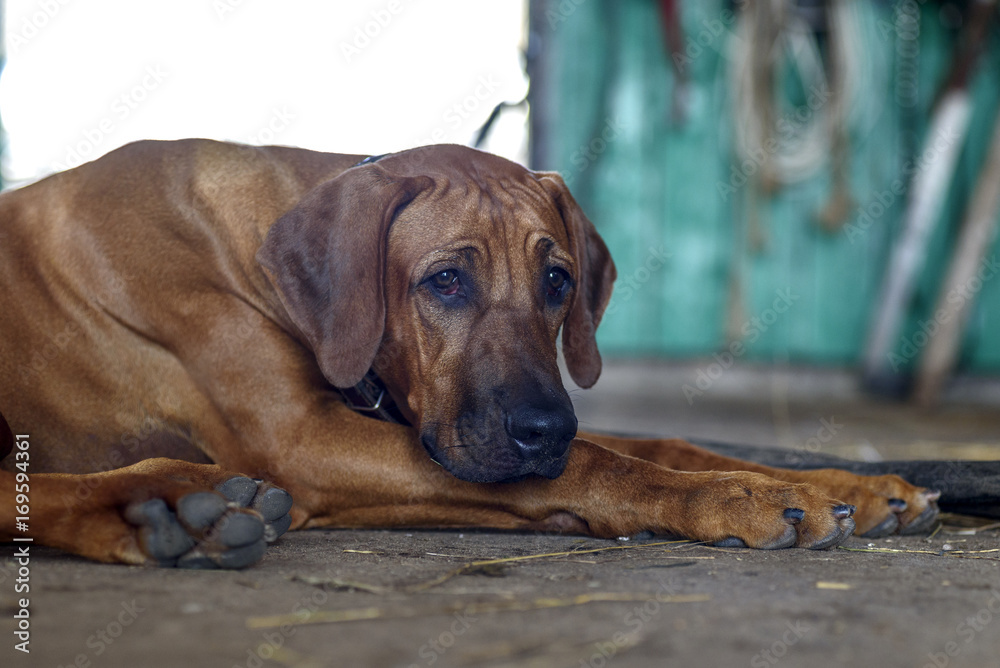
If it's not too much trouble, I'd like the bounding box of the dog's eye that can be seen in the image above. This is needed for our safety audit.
[430,270,461,296]
[546,268,570,299]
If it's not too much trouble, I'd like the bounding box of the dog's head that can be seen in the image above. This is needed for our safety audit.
[257,145,615,482]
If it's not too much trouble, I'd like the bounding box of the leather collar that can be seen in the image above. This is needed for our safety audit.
[337,370,409,425]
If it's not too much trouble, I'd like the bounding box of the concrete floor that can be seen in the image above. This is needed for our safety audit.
[3,361,1000,668]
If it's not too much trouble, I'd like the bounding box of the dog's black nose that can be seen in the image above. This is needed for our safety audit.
[506,404,578,457]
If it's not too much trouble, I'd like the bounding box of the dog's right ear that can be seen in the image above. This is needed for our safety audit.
[535,172,616,389]
[257,165,431,388]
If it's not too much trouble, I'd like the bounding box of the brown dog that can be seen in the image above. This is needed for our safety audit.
[0,140,938,568]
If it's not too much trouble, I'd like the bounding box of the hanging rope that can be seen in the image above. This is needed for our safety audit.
[728,0,863,191]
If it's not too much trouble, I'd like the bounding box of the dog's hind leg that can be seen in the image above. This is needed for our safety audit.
[0,456,291,568]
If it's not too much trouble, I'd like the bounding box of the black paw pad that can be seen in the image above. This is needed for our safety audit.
[264,514,293,542]
[214,477,293,543]
[177,492,229,531]
[128,487,275,570]
[215,477,258,506]
[176,539,267,570]
[214,511,265,547]
[255,487,293,522]
[215,540,268,569]
[125,499,196,563]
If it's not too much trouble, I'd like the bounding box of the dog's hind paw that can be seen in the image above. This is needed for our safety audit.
[124,478,292,569]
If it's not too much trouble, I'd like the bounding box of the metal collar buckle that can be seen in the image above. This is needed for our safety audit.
[338,370,408,425]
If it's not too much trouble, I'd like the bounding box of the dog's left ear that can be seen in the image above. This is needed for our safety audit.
[536,173,617,389]
[257,165,431,388]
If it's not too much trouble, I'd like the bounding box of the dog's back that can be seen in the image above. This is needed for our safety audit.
[0,139,360,473]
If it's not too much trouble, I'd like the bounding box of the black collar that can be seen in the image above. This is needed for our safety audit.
[337,370,409,425]
[351,153,388,168]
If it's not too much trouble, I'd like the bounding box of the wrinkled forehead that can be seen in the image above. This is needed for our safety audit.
[384,158,573,276]
[377,145,563,231]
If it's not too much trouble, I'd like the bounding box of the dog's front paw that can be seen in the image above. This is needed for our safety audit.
[791,470,940,538]
[676,471,856,550]
[124,477,292,569]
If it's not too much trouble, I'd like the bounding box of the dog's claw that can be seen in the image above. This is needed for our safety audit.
[861,513,899,538]
[832,504,855,520]
[783,508,805,524]
[900,504,939,535]
[808,516,855,550]
[763,524,799,549]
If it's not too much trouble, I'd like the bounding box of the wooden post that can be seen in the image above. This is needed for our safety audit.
[861,90,971,393]
[913,106,1000,406]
